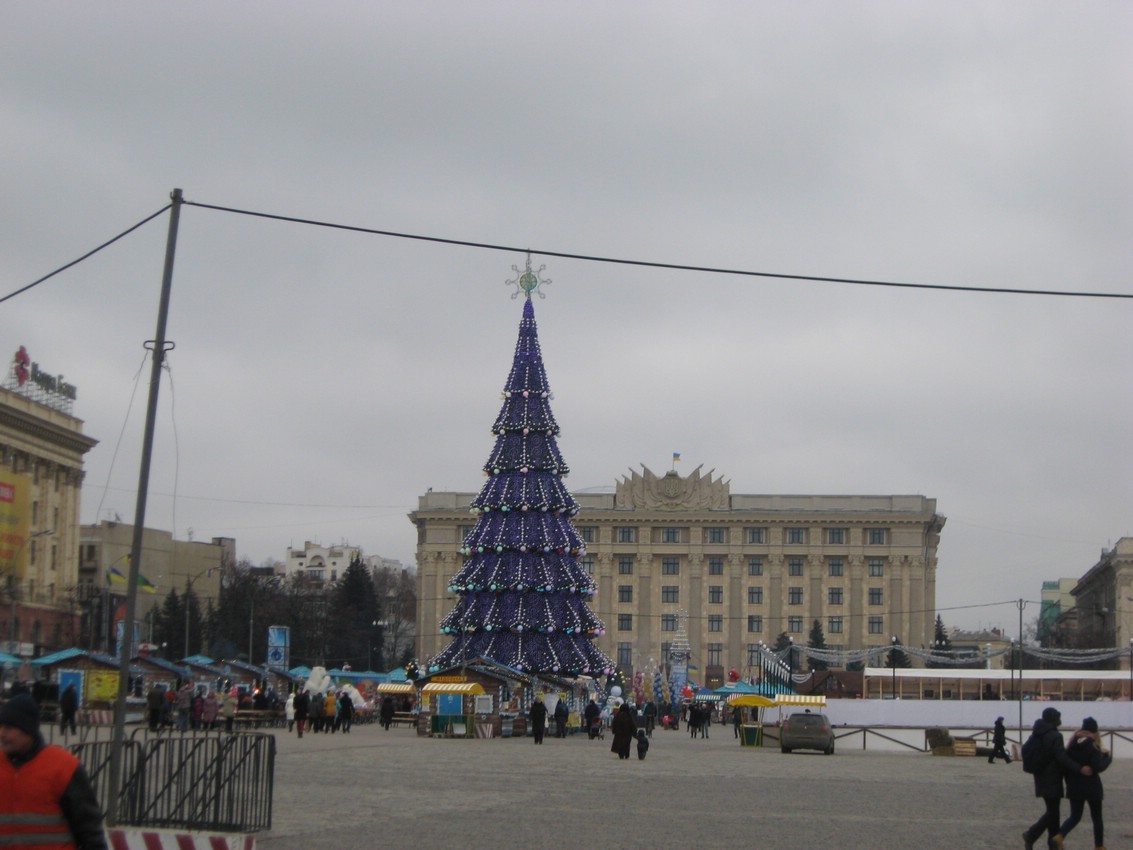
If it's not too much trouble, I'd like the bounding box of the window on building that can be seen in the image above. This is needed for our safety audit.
[618,614,633,631]
[748,558,763,576]
[661,528,681,544]
[616,527,637,543]
[747,527,766,544]
[788,587,804,605]
[706,527,726,544]
[786,528,807,544]
[788,559,804,577]
[330,570,337,582]
[748,586,763,605]
[788,616,803,632]
[747,615,763,633]
[618,585,633,603]
[578,526,597,543]
[828,587,843,605]
[748,643,762,664]
[869,559,885,577]
[867,528,887,545]
[826,528,846,545]
[708,585,723,604]
[708,643,723,665]
[868,616,884,634]
[662,558,680,576]
[661,586,680,604]
[580,556,595,575]
[708,557,724,575]
[828,617,843,634]
[868,587,884,605]
[618,555,634,575]
[661,615,677,632]
[828,559,844,577]
[618,642,633,667]
[459,525,475,540]
[708,615,723,632]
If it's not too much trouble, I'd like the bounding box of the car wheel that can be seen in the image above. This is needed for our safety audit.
[825,744,834,755]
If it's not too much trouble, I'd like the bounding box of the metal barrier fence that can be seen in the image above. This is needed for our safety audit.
[72,731,275,832]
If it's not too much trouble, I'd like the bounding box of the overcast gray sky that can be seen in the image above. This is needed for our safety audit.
[3,2,1130,634]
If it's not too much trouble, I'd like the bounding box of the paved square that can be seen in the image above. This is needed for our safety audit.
[260,723,1131,850]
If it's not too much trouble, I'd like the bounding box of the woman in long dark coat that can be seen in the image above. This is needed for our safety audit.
[610,704,637,760]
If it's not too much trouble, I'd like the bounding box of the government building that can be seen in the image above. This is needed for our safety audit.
[412,465,945,682]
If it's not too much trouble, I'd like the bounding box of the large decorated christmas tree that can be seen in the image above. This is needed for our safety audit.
[428,262,614,677]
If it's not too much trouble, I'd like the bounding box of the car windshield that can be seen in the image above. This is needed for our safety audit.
[788,715,826,728]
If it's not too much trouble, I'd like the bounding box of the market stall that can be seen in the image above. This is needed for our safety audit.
[727,694,776,746]
[420,681,486,737]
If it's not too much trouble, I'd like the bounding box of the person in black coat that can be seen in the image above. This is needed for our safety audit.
[292,688,310,739]
[528,696,548,744]
[59,683,79,735]
[1022,707,1092,850]
[989,716,1011,764]
[1053,717,1111,850]
[609,703,636,759]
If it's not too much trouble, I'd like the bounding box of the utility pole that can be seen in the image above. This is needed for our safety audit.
[107,189,182,826]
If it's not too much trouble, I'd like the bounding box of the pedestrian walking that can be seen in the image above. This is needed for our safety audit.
[989,716,1011,764]
[221,690,238,733]
[59,683,79,735]
[1022,707,1092,850]
[0,693,107,849]
[610,703,636,759]
[529,696,548,744]
[285,693,295,733]
[636,728,650,761]
[337,692,353,733]
[1051,717,1111,850]
[553,696,569,739]
[202,690,219,731]
[293,688,309,738]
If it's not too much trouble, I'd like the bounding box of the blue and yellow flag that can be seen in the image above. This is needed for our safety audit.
[107,562,157,593]
[672,452,681,462]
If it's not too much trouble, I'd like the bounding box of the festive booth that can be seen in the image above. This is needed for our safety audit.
[421,681,486,737]
[727,694,776,746]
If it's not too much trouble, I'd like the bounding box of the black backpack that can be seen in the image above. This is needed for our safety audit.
[1021,732,1045,774]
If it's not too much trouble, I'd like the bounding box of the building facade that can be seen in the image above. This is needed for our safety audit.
[283,541,363,583]
[78,521,234,654]
[412,465,945,680]
[1060,538,1133,665]
[2,352,98,654]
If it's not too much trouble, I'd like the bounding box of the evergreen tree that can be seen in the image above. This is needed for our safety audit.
[807,619,829,672]
[429,283,614,676]
[886,637,913,669]
[926,614,953,668]
[326,556,381,668]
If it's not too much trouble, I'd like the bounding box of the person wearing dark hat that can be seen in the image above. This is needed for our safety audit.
[989,716,1011,764]
[0,693,107,849]
[1022,707,1092,850]
[1051,716,1111,850]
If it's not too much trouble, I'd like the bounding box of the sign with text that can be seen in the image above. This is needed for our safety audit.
[0,472,31,579]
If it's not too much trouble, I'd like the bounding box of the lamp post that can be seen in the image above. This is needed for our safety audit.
[890,636,898,700]
[182,568,215,660]
[6,529,54,652]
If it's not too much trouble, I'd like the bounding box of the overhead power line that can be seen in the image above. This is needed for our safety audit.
[6,196,1131,303]
[0,204,172,304]
[184,199,1132,300]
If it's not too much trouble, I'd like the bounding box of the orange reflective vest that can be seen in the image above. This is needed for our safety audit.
[0,744,80,850]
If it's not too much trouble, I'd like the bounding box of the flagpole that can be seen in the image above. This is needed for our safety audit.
[106,189,182,826]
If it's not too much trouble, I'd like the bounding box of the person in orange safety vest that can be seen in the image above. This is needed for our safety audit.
[0,693,107,849]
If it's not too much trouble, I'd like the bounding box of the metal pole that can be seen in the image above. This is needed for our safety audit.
[1017,598,1025,746]
[107,189,182,826]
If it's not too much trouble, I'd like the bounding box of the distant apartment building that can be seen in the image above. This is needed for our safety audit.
[78,521,234,652]
[411,465,945,679]
[1059,538,1133,662]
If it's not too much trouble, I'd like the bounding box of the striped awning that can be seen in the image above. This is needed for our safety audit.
[375,682,416,694]
[727,694,776,708]
[773,694,827,707]
[421,682,486,696]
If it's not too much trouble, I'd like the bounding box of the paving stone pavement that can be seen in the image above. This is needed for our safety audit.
[260,722,1132,850]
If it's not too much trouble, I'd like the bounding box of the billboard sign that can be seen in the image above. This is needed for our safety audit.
[0,472,31,579]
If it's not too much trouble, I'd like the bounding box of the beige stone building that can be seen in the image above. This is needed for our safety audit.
[78,521,234,654]
[1,360,98,654]
[412,465,944,680]
[1059,537,1133,664]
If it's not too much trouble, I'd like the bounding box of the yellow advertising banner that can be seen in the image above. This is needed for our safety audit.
[86,670,120,703]
[0,472,31,579]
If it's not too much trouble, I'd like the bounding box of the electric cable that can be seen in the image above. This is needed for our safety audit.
[0,204,172,304]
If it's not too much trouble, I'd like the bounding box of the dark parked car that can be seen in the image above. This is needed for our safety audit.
[780,711,834,754]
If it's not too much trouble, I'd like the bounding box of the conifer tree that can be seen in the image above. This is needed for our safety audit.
[429,270,614,676]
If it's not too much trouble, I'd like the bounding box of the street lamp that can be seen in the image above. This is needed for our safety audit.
[890,636,898,700]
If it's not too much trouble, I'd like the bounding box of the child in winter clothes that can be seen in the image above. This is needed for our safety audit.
[636,728,650,760]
